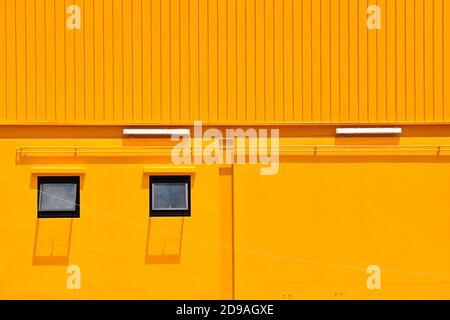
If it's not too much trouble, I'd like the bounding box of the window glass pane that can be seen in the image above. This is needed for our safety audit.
[39,183,77,211]
[152,182,188,210]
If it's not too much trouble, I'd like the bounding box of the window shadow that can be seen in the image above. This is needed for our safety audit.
[144,217,184,264]
[32,218,73,265]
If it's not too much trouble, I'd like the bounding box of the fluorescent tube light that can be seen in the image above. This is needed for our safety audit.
[336,127,402,135]
[123,128,191,136]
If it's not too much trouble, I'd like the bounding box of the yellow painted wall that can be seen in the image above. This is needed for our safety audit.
[0,0,450,124]
[0,128,228,299]
[1,126,450,299]
[234,158,450,299]
[1,0,450,300]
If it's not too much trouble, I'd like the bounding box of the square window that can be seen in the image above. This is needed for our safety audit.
[150,176,191,217]
[37,176,80,218]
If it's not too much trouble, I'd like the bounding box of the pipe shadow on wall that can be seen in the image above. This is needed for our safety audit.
[145,217,184,264]
[32,218,73,265]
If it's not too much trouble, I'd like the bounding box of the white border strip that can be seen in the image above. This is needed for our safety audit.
[123,128,191,136]
[336,127,402,135]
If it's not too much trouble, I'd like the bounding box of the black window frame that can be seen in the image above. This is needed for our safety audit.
[149,175,191,217]
[37,176,81,218]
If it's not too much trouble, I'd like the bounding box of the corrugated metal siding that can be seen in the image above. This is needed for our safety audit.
[0,0,450,124]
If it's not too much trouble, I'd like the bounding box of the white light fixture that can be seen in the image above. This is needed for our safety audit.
[123,128,191,136]
[336,127,402,135]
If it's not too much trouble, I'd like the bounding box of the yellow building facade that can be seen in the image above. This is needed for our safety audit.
[1,0,450,299]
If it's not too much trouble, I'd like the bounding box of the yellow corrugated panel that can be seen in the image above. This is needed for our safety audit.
[0,0,5,122]
[0,0,449,124]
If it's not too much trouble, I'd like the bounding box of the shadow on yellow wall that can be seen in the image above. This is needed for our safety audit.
[32,219,73,265]
[335,136,400,146]
[145,217,184,264]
